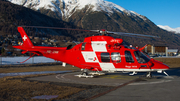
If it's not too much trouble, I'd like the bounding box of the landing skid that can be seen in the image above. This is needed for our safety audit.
[89,72,105,76]
[74,69,170,78]
[74,69,106,78]
[146,71,169,78]
[128,70,170,78]
[163,71,169,76]
[74,69,93,78]
[146,72,152,78]
[75,74,94,78]
[129,71,137,76]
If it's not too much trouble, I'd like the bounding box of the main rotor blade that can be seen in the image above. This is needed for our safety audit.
[19,26,160,38]
[107,31,160,38]
[19,26,91,32]
[118,34,150,39]
[19,26,108,33]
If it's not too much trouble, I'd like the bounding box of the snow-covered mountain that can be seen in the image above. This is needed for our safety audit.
[8,0,147,20]
[3,0,180,50]
[157,25,180,34]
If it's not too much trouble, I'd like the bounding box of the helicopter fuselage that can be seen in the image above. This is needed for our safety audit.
[42,35,169,73]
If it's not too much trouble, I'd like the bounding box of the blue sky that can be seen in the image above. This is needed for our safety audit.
[107,0,180,28]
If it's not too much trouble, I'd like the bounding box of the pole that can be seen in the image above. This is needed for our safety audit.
[32,56,34,64]
[0,55,1,66]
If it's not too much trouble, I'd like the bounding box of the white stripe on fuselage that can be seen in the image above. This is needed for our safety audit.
[82,41,116,69]
[104,69,168,72]
[81,51,99,63]
[91,41,107,52]
[99,63,116,71]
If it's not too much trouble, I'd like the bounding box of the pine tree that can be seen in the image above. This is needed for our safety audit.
[1,47,5,55]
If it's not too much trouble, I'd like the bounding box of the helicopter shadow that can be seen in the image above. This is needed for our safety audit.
[164,68,180,77]
[141,68,180,79]
[98,68,180,80]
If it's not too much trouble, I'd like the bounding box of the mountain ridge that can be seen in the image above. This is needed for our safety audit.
[8,0,148,21]
[0,0,82,41]
[3,0,180,50]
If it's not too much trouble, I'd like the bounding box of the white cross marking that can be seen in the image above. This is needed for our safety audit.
[23,35,27,41]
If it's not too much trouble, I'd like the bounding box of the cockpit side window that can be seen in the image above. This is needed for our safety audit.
[111,52,121,63]
[81,43,86,50]
[125,51,134,63]
[101,53,110,62]
[134,51,150,63]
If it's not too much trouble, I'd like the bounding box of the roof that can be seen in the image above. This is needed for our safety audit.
[168,49,178,53]
[147,44,168,47]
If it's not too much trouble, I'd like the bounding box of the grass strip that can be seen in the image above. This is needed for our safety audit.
[0,74,84,101]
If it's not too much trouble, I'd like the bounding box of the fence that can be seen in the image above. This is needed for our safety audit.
[0,56,60,66]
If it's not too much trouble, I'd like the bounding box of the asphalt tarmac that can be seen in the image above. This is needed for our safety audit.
[93,68,180,101]
[28,68,180,101]
[28,71,140,86]
[93,78,179,101]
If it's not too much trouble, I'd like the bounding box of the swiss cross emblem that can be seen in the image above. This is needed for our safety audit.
[23,35,27,41]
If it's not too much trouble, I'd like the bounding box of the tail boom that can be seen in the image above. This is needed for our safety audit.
[13,26,69,63]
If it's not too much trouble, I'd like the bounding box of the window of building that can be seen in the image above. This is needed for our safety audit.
[125,51,134,63]
[111,52,121,63]
[101,53,110,62]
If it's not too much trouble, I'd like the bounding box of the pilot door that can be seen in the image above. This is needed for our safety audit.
[134,51,151,70]
[124,50,138,69]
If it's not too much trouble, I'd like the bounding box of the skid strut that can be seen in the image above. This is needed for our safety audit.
[146,72,152,78]
[75,69,93,78]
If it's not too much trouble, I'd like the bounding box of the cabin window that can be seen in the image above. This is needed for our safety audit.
[81,43,86,50]
[101,53,110,62]
[134,51,150,63]
[111,52,121,63]
[125,51,134,63]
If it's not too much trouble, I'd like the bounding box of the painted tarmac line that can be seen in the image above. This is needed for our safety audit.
[56,74,66,80]
[56,73,75,82]
[129,80,172,85]
[61,74,65,79]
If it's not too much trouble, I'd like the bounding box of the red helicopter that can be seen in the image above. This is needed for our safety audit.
[13,26,169,78]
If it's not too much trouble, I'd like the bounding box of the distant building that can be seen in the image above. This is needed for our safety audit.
[143,44,168,56]
[168,49,178,56]
[13,35,18,38]
[29,36,33,39]
[8,35,12,37]
[34,37,39,40]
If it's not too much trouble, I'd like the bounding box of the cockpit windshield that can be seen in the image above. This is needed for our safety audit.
[134,51,150,63]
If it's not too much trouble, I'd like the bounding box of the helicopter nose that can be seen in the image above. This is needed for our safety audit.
[151,59,169,70]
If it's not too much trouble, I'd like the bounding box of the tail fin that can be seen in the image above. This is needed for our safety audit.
[18,27,33,47]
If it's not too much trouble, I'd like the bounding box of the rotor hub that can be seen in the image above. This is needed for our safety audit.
[100,29,107,35]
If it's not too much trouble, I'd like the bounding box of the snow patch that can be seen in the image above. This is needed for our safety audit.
[8,0,147,20]
[157,25,180,34]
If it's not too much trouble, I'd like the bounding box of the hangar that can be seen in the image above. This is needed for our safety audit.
[142,44,168,56]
